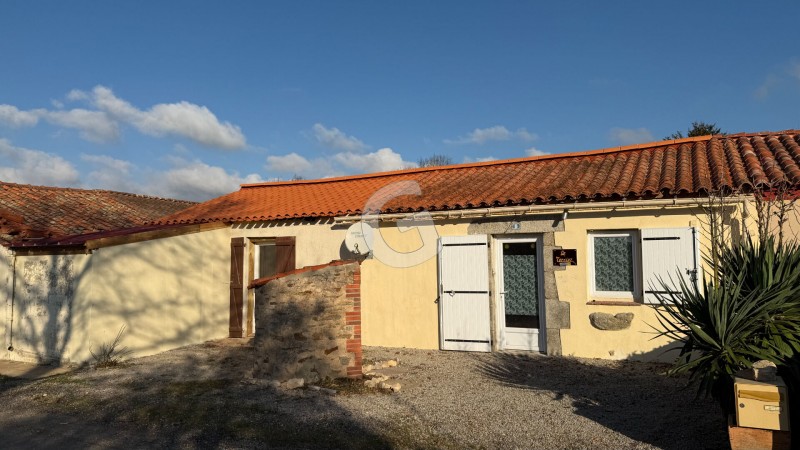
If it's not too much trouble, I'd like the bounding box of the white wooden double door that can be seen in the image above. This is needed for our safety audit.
[438,235,544,352]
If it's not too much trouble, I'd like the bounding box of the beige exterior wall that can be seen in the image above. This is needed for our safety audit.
[231,220,347,269]
[3,226,231,364]
[351,206,732,361]
[84,226,231,361]
[360,221,469,349]
[1,246,12,359]
[554,207,709,360]
[6,198,777,365]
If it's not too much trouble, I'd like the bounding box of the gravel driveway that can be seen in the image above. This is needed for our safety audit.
[0,339,728,449]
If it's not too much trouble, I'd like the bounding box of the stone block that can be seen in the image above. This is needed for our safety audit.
[589,312,634,331]
[282,378,304,389]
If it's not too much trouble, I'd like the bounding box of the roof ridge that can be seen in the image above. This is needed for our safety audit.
[0,181,196,204]
[241,129,800,189]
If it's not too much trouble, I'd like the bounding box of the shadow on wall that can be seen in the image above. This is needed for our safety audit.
[477,344,728,450]
[11,254,84,365]
[8,228,230,368]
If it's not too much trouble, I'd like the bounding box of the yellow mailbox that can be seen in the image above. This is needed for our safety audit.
[734,376,790,431]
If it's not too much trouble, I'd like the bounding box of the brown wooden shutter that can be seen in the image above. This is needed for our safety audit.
[275,236,296,274]
[229,237,245,338]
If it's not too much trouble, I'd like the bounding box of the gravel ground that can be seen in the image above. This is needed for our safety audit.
[0,339,728,449]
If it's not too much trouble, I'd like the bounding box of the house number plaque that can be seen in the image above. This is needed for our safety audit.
[553,249,577,266]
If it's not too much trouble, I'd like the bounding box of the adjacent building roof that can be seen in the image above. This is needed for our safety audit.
[157,130,800,225]
[0,182,195,244]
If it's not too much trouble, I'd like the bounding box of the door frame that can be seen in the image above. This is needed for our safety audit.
[493,235,546,352]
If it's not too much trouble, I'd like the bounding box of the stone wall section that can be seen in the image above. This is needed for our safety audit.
[252,260,362,382]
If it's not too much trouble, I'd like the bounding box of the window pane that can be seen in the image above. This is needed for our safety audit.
[594,236,634,292]
[257,243,277,279]
[502,242,539,328]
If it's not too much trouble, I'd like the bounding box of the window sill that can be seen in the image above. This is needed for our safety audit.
[586,300,642,307]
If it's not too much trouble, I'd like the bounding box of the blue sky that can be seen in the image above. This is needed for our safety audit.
[1,1,799,201]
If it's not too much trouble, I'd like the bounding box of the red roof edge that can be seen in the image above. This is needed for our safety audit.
[248,259,360,289]
[239,130,800,190]
[8,223,195,249]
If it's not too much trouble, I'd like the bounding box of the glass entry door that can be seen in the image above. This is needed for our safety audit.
[496,237,544,351]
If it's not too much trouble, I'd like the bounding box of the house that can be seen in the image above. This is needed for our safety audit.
[4,130,800,364]
[0,182,195,363]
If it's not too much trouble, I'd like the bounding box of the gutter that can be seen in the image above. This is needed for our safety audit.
[333,196,747,224]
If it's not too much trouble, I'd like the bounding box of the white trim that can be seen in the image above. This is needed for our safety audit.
[493,235,546,352]
[334,196,746,223]
[588,230,641,300]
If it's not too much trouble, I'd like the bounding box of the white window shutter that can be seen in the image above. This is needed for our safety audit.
[438,235,491,352]
[640,227,698,304]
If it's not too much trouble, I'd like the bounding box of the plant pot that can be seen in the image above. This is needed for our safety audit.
[728,415,791,450]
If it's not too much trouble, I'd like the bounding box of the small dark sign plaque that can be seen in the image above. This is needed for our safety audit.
[553,249,577,266]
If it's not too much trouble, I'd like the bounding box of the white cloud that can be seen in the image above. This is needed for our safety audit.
[148,159,262,201]
[80,153,262,201]
[265,152,314,174]
[1,86,246,148]
[81,153,134,174]
[40,109,120,143]
[66,89,89,101]
[0,139,80,186]
[462,156,497,163]
[89,86,246,149]
[265,147,415,179]
[80,154,139,192]
[334,148,414,173]
[525,147,549,157]
[0,104,119,143]
[755,59,800,100]
[445,125,538,145]
[0,105,40,128]
[311,123,367,152]
[755,74,780,100]
[608,127,654,145]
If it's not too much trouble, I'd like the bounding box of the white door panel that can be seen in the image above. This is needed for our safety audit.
[439,235,491,352]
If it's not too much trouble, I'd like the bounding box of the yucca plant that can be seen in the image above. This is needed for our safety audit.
[652,234,800,414]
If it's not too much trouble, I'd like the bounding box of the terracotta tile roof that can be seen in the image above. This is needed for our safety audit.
[0,182,195,243]
[158,130,800,225]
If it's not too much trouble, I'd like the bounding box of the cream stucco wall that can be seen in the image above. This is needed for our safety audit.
[3,226,231,364]
[84,226,231,361]
[360,221,469,349]
[555,207,711,360]
[231,220,347,269]
[5,197,778,365]
[1,246,12,359]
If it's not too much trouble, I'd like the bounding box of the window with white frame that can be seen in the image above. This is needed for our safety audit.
[589,230,640,299]
[588,227,699,303]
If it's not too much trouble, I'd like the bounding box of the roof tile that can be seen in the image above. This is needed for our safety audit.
[0,182,195,242]
[157,130,800,225]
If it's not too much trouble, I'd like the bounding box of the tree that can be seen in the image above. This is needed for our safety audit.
[417,154,453,167]
[665,121,724,140]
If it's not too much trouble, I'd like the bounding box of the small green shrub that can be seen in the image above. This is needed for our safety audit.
[90,325,132,368]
